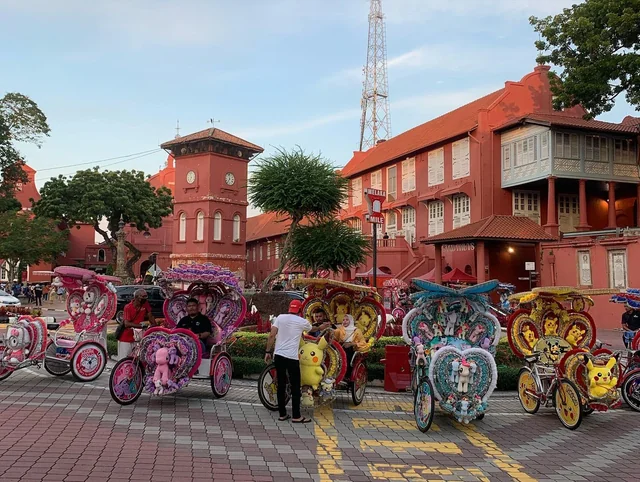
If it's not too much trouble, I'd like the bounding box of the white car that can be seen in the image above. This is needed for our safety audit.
[0,289,21,307]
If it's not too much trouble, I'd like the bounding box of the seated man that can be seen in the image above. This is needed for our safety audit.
[177,298,212,355]
[308,308,335,337]
[333,314,371,378]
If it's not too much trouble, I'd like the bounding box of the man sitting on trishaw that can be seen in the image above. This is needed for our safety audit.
[176,297,213,354]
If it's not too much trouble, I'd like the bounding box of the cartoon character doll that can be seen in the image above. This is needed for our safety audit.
[522,324,538,349]
[417,322,434,342]
[3,324,31,364]
[565,324,586,347]
[543,315,559,336]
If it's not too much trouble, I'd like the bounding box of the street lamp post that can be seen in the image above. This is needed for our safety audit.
[113,215,131,283]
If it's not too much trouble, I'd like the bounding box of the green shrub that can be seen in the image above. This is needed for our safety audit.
[495,339,522,367]
[107,333,117,357]
[232,357,267,379]
[496,365,520,391]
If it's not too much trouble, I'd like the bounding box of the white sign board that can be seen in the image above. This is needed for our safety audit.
[525,262,535,271]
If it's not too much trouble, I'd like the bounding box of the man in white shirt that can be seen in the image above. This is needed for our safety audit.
[264,299,312,423]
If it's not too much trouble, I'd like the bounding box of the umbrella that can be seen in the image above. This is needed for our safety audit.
[441,267,477,283]
[355,268,391,277]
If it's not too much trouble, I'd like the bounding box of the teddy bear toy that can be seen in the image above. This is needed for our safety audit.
[586,357,618,399]
[153,347,173,395]
[3,324,31,365]
[299,336,328,390]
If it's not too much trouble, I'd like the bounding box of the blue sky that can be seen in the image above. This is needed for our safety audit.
[2,0,637,195]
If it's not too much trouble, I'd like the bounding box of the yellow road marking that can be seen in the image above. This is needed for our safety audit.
[315,405,343,481]
[454,422,538,482]
[360,439,461,454]
[368,463,490,481]
[352,417,440,431]
[350,399,413,411]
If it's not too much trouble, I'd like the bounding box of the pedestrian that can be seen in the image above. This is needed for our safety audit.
[43,284,50,302]
[34,284,43,306]
[621,305,640,348]
[264,300,313,423]
[116,289,157,360]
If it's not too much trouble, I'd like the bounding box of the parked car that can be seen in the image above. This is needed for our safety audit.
[114,285,165,322]
[0,289,21,308]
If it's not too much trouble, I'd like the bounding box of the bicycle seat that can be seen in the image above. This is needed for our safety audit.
[55,337,77,349]
[47,323,60,331]
[525,354,540,363]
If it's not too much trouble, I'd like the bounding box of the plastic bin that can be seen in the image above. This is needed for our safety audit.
[381,344,411,392]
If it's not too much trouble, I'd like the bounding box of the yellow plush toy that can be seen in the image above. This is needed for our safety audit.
[565,324,586,347]
[586,357,617,398]
[299,337,328,390]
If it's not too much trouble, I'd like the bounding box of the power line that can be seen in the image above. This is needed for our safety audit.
[36,148,162,172]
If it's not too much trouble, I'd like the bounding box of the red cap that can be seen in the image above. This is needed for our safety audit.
[288,300,302,314]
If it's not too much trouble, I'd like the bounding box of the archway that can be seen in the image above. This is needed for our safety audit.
[379,266,392,275]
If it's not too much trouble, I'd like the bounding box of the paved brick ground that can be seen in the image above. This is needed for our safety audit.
[0,367,638,482]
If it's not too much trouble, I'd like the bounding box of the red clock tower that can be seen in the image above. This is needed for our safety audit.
[161,128,263,281]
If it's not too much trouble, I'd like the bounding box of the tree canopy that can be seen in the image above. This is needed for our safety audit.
[0,210,68,282]
[288,219,370,276]
[531,0,640,118]
[0,93,50,212]
[248,147,368,290]
[33,168,173,276]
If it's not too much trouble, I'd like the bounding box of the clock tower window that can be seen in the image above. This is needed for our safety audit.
[179,213,187,241]
[213,212,222,241]
[233,214,241,242]
[196,211,205,241]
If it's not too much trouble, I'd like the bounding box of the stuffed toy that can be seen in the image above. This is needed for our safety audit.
[299,336,328,390]
[586,357,617,398]
[565,324,586,347]
[3,324,31,364]
[153,347,172,395]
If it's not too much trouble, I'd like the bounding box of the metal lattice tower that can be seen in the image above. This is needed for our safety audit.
[359,0,391,151]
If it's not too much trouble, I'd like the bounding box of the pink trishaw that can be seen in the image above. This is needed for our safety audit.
[0,266,119,382]
[108,264,246,405]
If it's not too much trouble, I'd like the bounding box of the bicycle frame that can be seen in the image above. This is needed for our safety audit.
[523,360,563,406]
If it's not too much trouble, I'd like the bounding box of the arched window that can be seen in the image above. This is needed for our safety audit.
[179,213,187,241]
[97,249,106,262]
[196,211,204,241]
[233,214,241,242]
[213,212,222,241]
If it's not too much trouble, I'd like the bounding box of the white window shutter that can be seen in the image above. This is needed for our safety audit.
[437,151,444,184]
[428,218,436,237]
[437,216,444,235]
[401,161,408,192]
[452,144,459,179]
[428,154,435,186]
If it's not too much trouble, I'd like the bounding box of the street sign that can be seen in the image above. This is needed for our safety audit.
[365,213,384,224]
[525,262,535,271]
[518,277,529,281]
[364,188,386,224]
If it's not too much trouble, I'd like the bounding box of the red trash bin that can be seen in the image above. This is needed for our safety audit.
[381,345,411,392]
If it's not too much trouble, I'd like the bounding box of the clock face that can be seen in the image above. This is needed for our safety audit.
[225,172,235,185]
[186,170,196,184]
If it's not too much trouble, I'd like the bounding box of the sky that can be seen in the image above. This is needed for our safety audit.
[2,0,637,202]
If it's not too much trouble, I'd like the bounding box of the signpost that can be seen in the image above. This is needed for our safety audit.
[525,262,537,290]
[364,188,386,288]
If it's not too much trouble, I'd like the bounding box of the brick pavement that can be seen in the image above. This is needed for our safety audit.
[0,368,639,482]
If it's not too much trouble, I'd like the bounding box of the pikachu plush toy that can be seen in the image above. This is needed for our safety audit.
[299,337,328,390]
[586,357,618,399]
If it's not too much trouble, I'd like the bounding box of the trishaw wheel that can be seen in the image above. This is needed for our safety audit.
[211,352,233,398]
[414,377,435,433]
[554,378,583,430]
[44,342,71,376]
[351,362,367,406]
[71,343,107,382]
[517,368,540,414]
[109,357,144,405]
[258,363,289,411]
[0,364,11,381]
[621,370,640,412]
[582,405,594,416]
[475,413,485,421]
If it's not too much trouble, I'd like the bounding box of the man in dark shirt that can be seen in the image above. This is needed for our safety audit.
[622,306,640,348]
[308,308,335,337]
[177,298,212,354]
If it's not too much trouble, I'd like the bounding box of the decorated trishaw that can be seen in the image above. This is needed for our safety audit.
[382,278,412,321]
[258,279,385,409]
[402,279,501,432]
[108,263,246,405]
[0,266,119,382]
[508,287,622,430]
[608,289,640,411]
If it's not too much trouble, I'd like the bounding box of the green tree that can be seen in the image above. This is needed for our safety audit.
[288,219,370,277]
[531,0,640,118]
[248,147,368,290]
[33,168,173,277]
[0,211,68,282]
[0,93,50,212]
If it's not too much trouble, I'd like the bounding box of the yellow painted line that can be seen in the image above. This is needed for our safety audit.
[454,422,538,482]
[360,439,461,454]
[350,399,413,411]
[367,463,490,481]
[352,417,440,431]
[314,405,343,481]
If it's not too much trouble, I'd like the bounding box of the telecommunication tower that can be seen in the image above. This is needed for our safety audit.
[359,0,391,151]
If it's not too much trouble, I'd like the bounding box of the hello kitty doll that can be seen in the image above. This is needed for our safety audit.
[3,324,31,364]
[69,297,82,317]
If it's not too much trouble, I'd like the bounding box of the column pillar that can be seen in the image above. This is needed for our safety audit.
[544,176,559,237]
[607,181,617,229]
[476,241,486,283]
[434,245,443,285]
[577,179,590,231]
[636,183,640,228]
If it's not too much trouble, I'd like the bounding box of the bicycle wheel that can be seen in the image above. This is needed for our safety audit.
[554,378,583,430]
[414,377,435,433]
[258,363,289,411]
[210,352,233,399]
[44,342,71,376]
[351,361,367,406]
[621,369,640,412]
[109,357,144,405]
[517,367,540,414]
[71,343,107,382]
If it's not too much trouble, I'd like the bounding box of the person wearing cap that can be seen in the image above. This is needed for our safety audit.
[117,288,157,360]
[265,299,313,423]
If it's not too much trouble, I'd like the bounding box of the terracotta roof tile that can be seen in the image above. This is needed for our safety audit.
[497,113,639,135]
[622,115,640,126]
[161,128,264,153]
[340,88,505,177]
[246,212,312,242]
[422,215,556,244]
